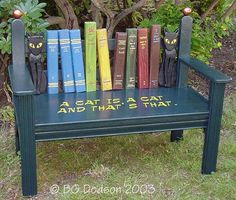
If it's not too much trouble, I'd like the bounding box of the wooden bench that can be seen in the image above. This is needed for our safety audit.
[9,14,231,196]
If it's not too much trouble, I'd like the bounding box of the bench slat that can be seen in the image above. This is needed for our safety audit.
[34,87,209,136]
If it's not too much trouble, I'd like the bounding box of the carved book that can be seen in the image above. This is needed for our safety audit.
[125,28,137,89]
[85,22,97,92]
[47,30,59,94]
[137,28,149,89]
[112,32,127,90]
[149,25,161,88]
[69,30,86,92]
[96,29,112,91]
[58,29,75,93]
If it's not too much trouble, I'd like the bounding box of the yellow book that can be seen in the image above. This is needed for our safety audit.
[96,29,112,91]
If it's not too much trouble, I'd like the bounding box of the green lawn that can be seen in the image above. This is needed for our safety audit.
[0,93,235,200]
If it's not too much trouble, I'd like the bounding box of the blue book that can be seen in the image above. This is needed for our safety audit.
[47,30,59,94]
[58,29,75,93]
[69,30,86,92]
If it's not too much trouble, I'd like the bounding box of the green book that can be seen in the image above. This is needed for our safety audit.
[85,22,97,92]
[125,28,137,88]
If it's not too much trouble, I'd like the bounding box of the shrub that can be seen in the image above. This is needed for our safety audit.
[0,0,48,103]
[139,0,234,63]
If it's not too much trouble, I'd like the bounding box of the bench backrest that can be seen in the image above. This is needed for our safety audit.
[11,16,193,91]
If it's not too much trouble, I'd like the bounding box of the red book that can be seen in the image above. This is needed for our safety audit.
[113,32,127,90]
[149,25,161,88]
[137,28,149,89]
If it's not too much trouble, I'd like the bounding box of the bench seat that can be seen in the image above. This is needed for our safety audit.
[34,87,209,141]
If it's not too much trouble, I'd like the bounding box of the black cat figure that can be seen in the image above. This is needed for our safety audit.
[159,28,179,87]
[27,33,47,94]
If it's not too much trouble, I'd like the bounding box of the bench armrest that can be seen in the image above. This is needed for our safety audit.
[8,65,36,96]
[179,56,232,84]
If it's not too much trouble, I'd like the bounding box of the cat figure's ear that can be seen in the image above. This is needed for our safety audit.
[174,28,179,35]
[164,28,168,35]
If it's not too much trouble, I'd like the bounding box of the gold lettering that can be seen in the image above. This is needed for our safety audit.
[76,107,85,112]
[127,98,136,103]
[85,100,94,105]
[68,108,75,113]
[150,96,160,101]
[129,103,137,109]
[165,101,171,106]
[157,96,163,101]
[114,104,122,110]
[107,99,112,104]
[158,102,167,107]
[60,101,69,107]
[140,96,149,101]
[113,98,120,104]
[93,99,100,105]
[150,102,157,107]
[75,100,84,106]
[143,102,149,108]
[106,105,116,111]
[98,106,105,111]
[57,108,67,114]
[91,106,97,111]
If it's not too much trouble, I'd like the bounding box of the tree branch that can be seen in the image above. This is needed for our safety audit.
[46,16,66,28]
[109,0,147,37]
[201,0,220,19]
[155,0,165,9]
[222,1,236,20]
[54,0,79,29]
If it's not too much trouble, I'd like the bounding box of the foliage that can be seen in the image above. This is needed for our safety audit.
[0,0,48,55]
[191,0,235,18]
[139,0,235,62]
[0,106,14,124]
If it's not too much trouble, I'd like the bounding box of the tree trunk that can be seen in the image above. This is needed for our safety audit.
[155,0,165,9]
[0,53,10,104]
[54,0,79,29]
[201,0,220,19]
[46,16,66,28]
[90,3,104,28]
[91,0,147,38]
[222,1,236,20]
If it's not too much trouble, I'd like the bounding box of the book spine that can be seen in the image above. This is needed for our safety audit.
[137,28,149,89]
[58,29,75,93]
[149,25,161,88]
[112,32,127,90]
[125,28,137,89]
[96,29,112,91]
[85,22,97,92]
[69,29,86,93]
[47,30,59,94]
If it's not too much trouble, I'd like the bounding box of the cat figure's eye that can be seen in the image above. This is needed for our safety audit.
[165,39,170,44]
[37,43,43,48]
[171,39,177,44]
[29,43,35,48]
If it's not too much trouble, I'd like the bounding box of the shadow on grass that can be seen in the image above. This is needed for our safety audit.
[0,94,235,200]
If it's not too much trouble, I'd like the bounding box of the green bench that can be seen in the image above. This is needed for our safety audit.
[9,13,231,197]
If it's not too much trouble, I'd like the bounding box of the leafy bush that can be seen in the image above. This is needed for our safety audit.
[139,0,234,63]
[0,0,48,104]
[0,106,14,124]
[0,0,48,55]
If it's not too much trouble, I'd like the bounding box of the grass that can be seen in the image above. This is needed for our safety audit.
[0,93,235,200]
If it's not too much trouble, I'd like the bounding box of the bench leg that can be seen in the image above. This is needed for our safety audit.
[15,95,37,196]
[14,114,20,154]
[201,82,226,174]
[15,125,20,154]
[19,129,37,196]
[171,130,183,142]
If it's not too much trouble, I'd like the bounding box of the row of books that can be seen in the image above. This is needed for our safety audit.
[47,23,161,94]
